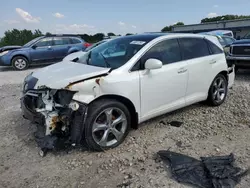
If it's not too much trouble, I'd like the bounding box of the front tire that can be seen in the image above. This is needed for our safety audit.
[206,74,228,106]
[12,56,29,70]
[84,99,131,151]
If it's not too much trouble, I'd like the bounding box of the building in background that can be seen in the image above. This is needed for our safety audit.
[172,18,250,39]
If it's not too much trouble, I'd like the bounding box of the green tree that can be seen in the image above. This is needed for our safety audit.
[93,33,105,42]
[126,33,133,36]
[201,14,250,23]
[161,22,184,32]
[107,32,115,36]
[161,26,171,32]
[45,32,52,36]
[0,29,43,47]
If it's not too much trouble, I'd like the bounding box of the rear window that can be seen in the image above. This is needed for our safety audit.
[179,38,210,60]
[71,38,82,44]
[223,37,235,45]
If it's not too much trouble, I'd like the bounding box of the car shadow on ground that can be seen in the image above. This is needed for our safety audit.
[138,102,204,129]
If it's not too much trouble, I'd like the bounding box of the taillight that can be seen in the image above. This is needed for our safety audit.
[84,43,91,47]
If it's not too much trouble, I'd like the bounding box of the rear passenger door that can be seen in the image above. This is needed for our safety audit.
[179,37,213,105]
[139,38,188,120]
[52,37,72,62]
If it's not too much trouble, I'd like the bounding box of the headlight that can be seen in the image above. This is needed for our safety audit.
[0,51,9,56]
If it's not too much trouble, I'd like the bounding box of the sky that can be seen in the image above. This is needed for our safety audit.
[1,0,250,36]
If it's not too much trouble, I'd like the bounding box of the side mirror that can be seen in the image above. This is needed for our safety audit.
[145,58,163,70]
[32,45,37,49]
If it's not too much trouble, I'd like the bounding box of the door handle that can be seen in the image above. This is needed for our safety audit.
[47,46,52,50]
[178,68,187,74]
[210,60,217,64]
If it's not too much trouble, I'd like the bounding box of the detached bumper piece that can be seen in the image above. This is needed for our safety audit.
[158,150,249,188]
[21,89,88,157]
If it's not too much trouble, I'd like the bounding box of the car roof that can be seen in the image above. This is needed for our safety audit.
[43,34,83,40]
[103,33,219,43]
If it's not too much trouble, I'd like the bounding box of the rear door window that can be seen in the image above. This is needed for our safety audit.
[179,38,210,60]
[53,37,71,46]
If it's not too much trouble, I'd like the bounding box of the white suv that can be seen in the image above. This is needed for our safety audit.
[21,33,235,153]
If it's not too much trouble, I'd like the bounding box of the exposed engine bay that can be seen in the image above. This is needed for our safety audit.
[22,88,88,156]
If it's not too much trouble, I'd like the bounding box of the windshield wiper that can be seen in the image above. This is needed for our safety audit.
[86,51,92,65]
[99,52,111,68]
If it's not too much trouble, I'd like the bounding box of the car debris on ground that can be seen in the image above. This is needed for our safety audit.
[158,150,250,188]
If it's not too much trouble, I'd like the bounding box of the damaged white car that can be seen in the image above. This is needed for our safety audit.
[20,33,235,156]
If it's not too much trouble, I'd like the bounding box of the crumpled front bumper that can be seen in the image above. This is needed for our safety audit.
[20,92,88,152]
[227,65,235,89]
[20,95,44,125]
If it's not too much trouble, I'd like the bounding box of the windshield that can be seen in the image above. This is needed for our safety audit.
[85,40,107,52]
[23,36,44,47]
[80,35,157,69]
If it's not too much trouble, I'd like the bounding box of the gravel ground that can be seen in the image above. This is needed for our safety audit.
[0,66,249,188]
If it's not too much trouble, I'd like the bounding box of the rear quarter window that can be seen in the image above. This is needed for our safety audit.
[206,40,224,54]
[71,38,82,44]
[179,38,210,60]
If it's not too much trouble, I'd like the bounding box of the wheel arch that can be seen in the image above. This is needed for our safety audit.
[88,94,139,129]
[218,70,228,81]
[11,54,29,63]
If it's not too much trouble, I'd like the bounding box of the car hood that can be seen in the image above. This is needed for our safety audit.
[32,61,110,89]
[232,39,250,45]
[0,45,22,52]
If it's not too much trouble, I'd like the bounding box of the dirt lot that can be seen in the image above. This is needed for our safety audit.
[0,66,249,188]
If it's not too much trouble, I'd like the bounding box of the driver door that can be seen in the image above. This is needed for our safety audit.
[29,37,54,64]
[139,38,188,121]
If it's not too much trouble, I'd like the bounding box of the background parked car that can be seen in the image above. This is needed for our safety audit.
[0,34,90,70]
[227,39,250,72]
[63,36,120,61]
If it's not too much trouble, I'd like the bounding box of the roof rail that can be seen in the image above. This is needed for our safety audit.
[45,33,82,38]
[103,36,120,39]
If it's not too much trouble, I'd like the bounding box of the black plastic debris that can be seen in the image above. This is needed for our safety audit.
[168,121,183,127]
[158,150,249,188]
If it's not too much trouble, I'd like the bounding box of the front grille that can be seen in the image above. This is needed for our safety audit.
[24,90,45,109]
[232,46,250,56]
[23,95,38,112]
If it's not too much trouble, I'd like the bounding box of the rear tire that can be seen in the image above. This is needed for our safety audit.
[12,56,29,70]
[84,99,131,151]
[206,74,228,106]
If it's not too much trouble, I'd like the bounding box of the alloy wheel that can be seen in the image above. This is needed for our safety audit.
[14,59,27,70]
[92,107,127,147]
[212,77,226,103]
